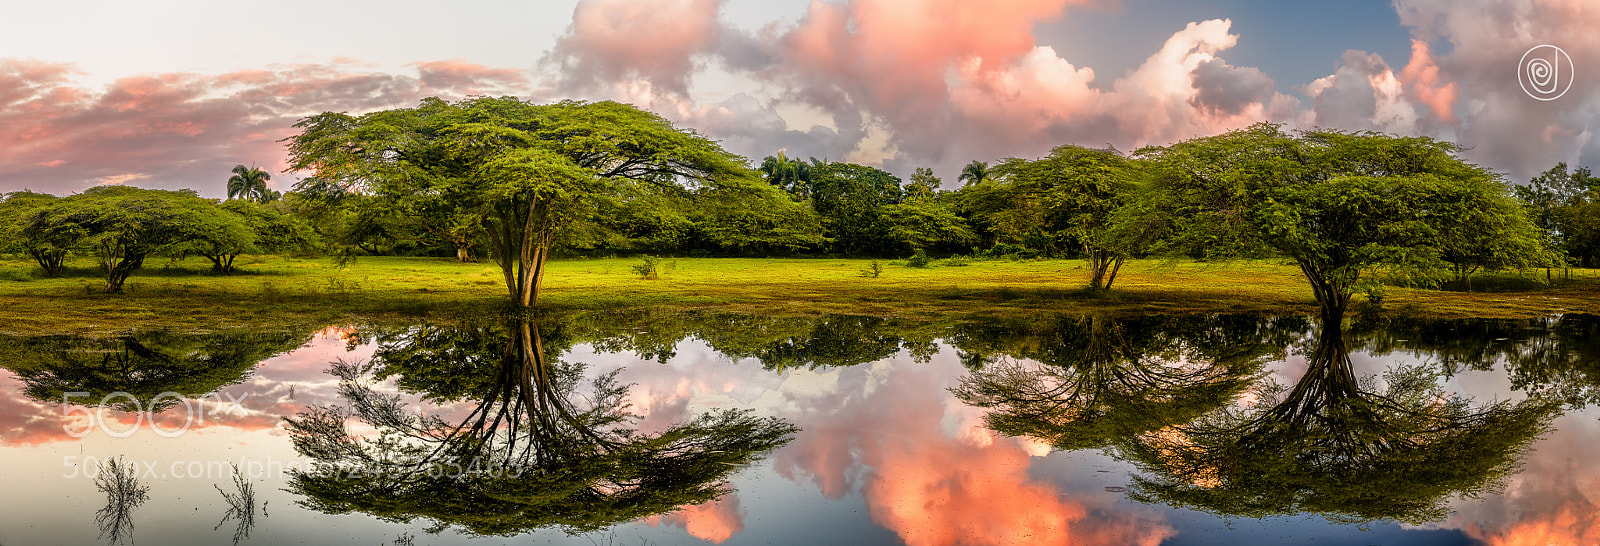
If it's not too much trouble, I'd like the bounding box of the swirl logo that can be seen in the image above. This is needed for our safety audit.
[1519,45,1574,101]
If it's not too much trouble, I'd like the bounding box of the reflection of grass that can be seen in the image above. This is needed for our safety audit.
[0,255,1598,335]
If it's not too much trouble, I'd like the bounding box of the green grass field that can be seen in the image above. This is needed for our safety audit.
[1,254,1598,335]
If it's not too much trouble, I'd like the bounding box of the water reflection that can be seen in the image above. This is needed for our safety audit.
[1351,313,1600,407]
[955,313,1564,525]
[93,456,150,545]
[0,311,1594,544]
[283,316,799,536]
[0,329,313,412]
[951,314,1304,451]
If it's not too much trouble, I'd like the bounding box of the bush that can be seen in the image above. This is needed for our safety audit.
[905,250,933,268]
[1364,284,1387,307]
[859,260,884,278]
[978,243,1041,260]
[632,255,662,280]
[0,269,31,282]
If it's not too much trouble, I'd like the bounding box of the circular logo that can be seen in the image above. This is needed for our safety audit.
[1519,45,1574,101]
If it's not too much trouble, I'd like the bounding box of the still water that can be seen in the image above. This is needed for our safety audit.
[0,311,1595,545]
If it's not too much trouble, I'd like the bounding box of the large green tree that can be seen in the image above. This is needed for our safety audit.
[1515,162,1600,268]
[807,162,904,255]
[1131,124,1557,320]
[285,97,748,307]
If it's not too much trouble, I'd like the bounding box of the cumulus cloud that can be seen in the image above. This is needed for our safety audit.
[543,0,722,97]
[1191,58,1278,117]
[1303,49,1422,134]
[0,58,537,197]
[1295,0,1600,181]
[539,0,1301,185]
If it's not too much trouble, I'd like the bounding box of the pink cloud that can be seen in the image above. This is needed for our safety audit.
[544,0,722,96]
[0,58,537,197]
[1398,39,1458,122]
[648,495,746,543]
[773,360,1173,546]
[0,372,82,446]
[542,0,1300,185]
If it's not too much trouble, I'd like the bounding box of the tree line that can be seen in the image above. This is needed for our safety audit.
[1,97,1594,312]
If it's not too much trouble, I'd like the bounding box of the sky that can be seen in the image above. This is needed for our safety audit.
[0,0,1595,198]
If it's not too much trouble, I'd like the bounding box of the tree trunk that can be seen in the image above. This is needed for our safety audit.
[1087,249,1125,291]
[29,248,65,277]
[1298,262,1350,326]
[105,255,144,293]
[1104,256,1124,291]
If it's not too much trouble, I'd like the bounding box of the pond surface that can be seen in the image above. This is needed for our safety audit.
[1,311,1596,545]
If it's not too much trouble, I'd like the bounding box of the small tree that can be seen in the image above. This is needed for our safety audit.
[24,187,253,292]
[960,145,1138,289]
[1,191,71,276]
[880,197,977,252]
[692,177,827,254]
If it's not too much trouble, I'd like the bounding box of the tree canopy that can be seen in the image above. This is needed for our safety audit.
[19,186,254,292]
[285,97,753,306]
[961,145,1139,288]
[1131,124,1557,319]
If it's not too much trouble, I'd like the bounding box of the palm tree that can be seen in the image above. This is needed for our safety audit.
[759,152,816,199]
[958,160,990,186]
[226,165,276,202]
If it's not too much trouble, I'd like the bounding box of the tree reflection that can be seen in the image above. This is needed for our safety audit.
[1116,320,1559,524]
[283,316,798,536]
[951,314,1303,451]
[1351,313,1600,408]
[0,329,311,411]
[94,456,150,545]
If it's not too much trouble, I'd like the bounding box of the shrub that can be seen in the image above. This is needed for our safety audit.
[942,255,972,267]
[905,250,933,268]
[632,255,662,280]
[978,243,1041,260]
[859,260,884,278]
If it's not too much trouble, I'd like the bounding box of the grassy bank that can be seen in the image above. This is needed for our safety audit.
[1,254,1598,335]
